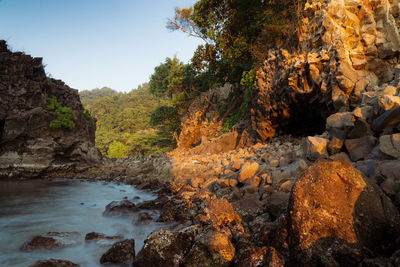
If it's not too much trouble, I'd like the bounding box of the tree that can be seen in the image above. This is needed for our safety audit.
[107,141,127,158]
[168,0,305,82]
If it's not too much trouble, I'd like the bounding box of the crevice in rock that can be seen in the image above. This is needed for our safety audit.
[0,118,5,143]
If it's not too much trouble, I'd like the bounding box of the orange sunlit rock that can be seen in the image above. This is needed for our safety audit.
[289,158,366,250]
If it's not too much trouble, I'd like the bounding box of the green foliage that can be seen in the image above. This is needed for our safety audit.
[222,70,255,132]
[80,87,118,101]
[82,105,94,126]
[46,96,77,130]
[107,141,127,158]
[149,57,204,148]
[169,0,305,82]
[80,84,174,157]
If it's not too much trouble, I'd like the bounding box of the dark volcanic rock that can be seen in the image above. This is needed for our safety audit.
[99,239,135,265]
[29,259,80,267]
[288,158,400,265]
[183,229,235,267]
[21,235,63,251]
[134,227,199,267]
[0,40,100,178]
[84,232,121,241]
[103,200,139,216]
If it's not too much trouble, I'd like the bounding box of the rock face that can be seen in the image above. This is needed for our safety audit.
[250,0,400,141]
[288,158,400,264]
[0,40,100,178]
[177,84,232,149]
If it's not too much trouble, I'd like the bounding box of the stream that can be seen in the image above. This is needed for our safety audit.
[0,179,167,266]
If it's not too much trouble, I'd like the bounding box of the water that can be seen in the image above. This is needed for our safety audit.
[0,179,167,266]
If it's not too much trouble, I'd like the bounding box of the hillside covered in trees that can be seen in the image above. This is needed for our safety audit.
[80,85,173,157]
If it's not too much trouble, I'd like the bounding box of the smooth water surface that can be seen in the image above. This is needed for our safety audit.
[0,179,167,267]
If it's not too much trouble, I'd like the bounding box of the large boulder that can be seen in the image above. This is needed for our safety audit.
[21,236,63,251]
[100,239,135,265]
[134,227,197,267]
[288,158,400,264]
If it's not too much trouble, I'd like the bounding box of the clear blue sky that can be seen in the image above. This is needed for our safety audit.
[0,0,203,91]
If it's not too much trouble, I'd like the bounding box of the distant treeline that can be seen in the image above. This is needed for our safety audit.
[80,85,174,157]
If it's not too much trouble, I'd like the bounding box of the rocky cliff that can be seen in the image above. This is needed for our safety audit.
[177,0,400,150]
[250,0,400,141]
[0,40,101,178]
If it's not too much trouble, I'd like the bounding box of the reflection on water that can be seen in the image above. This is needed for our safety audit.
[0,179,166,266]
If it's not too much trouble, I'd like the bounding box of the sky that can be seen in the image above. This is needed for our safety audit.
[0,0,203,92]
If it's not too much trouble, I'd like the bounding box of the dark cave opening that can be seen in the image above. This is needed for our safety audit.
[280,102,330,137]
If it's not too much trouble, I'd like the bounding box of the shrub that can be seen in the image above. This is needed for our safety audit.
[222,70,255,133]
[46,96,77,130]
[82,105,95,126]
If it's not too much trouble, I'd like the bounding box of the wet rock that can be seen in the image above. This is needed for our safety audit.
[136,195,168,210]
[21,235,63,251]
[303,136,329,160]
[138,212,153,222]
[238,160,259,183]
[288,158,400,261]
[29,259,80,267]
[134,228,194,267]
[100,239,135,265]
[103,199,139,216]
[183,230,235,267]
[344,136,377,161]
[84,232,121,241]
[372,106,400,131]
[379,134,400,159]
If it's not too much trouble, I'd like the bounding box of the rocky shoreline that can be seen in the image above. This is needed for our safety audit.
[25,128,400,266]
